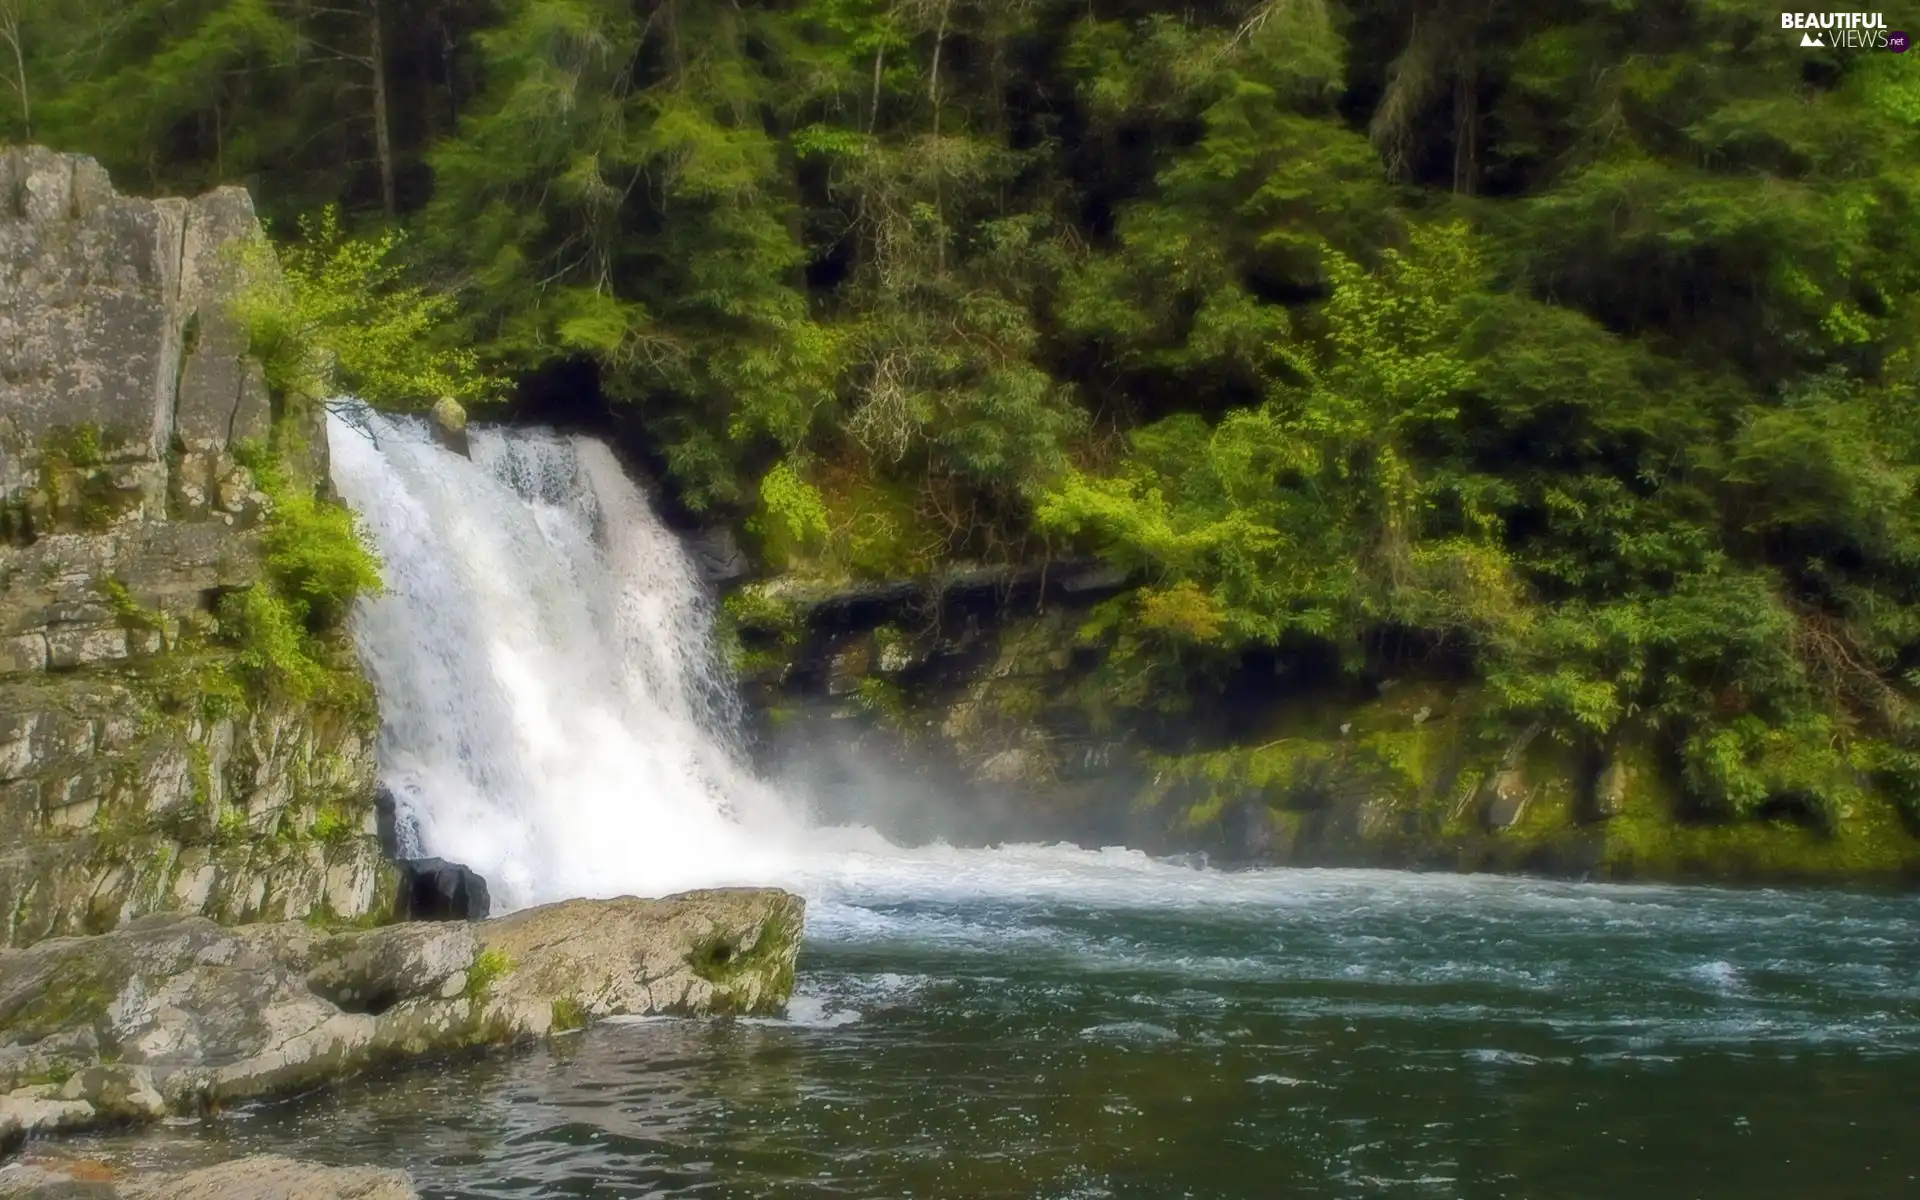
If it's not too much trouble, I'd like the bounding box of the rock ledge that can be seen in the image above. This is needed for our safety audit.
[0,889,803,1147]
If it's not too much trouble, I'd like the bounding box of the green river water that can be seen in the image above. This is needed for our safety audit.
[60,848,1920,1199]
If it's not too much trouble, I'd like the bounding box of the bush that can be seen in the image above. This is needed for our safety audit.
[231,206,488,410]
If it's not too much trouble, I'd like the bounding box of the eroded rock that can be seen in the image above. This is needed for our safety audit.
[0,890,803,1145]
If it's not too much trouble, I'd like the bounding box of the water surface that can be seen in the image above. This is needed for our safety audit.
[68,854,1920,1198]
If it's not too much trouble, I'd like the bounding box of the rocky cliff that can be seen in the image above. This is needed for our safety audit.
[0,147,394,945]
[731,570,1920,885]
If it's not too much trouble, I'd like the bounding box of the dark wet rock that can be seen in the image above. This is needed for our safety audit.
[371,784,402,860]
[394,858,490,922]
[1225,800,1274,862]
[0,889,803,1146]
[687,526,751,586]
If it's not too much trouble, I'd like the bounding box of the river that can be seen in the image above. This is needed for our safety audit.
[67,849,1920,1198]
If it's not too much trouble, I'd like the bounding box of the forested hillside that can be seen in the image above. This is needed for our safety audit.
[8,0,1919,836]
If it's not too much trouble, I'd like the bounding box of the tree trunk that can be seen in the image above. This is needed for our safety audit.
[0,1,28,139]
[371,0,396,216]
[1452,54,1478,196]
[929,0,949,275]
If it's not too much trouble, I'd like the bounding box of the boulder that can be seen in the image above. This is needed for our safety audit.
[393,858,490,922]
[428,398,468,458]
[0,1154,417,1199]
[0,889,803,1144]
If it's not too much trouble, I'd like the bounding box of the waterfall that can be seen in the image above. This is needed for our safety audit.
[327,409,806,912]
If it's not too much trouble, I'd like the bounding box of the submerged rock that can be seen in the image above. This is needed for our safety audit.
[393,858,490,922]
[0,1153,417,1199]
[0,889,803,1146]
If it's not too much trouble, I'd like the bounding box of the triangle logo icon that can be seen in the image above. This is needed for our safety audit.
[1801,30,1825,46]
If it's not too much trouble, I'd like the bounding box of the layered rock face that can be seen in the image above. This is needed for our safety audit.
[0,147,393,945]
[0,889,804,1145]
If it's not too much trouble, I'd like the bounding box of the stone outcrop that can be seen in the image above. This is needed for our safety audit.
[392,858,489,922]
[0,1153,418,1199]
[0,889,802,1147]
[0,147,395,945]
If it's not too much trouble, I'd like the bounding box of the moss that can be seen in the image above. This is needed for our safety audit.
[307,804,357,844]
[43,424,106,470]
[1144,736,1344,831]
[724,585,806,639]
[15,1065,75,1088]
[721,584,808,677]
[871,622,911,670]
[1,955,123,1041]
[100,580,165,637]
[465,947,512,1004]
[213,804,249,845]
[690,907,800,1014]
[549,996,587,1033]
[1354,726,1443,798]
[855,677,909,729]
[186,742,214,815]
[38,425,142,531]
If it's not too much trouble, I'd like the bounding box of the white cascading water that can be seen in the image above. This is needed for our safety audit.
[327,408,810,910]
[327,407,1424,921]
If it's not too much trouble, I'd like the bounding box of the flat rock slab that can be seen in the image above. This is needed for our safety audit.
[0,1153,416,1199]
[0,889,803,1148]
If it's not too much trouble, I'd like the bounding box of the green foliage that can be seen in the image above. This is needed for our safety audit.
[249,450,384,632]
[1040,223,1499,652]
[24,0,1920,833]
[234,207,486,409]
[749,463,831,568]
[218,443,382,701]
